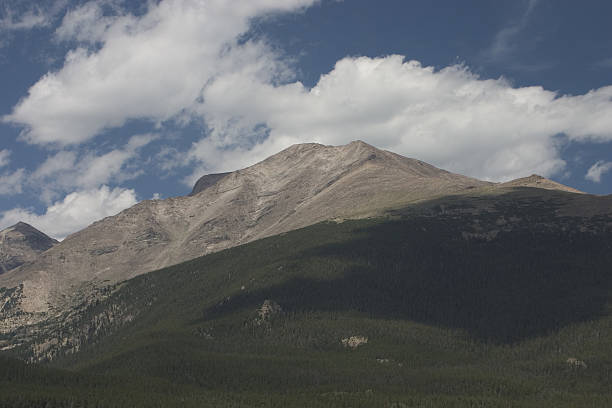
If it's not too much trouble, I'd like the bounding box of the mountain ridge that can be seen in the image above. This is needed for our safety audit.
[0,141,587,336]
[497,174,583,194]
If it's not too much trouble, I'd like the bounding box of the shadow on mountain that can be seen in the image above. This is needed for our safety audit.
[204,192,612,344]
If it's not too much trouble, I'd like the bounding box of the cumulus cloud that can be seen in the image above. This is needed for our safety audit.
[0,149,10,168]
[4,0,316,145]
[54,1,115,43]
[189,55,612,182]
[31,133,157,202]
[0,185,138,240]
[6,0,612,188]
[585,160,612,183]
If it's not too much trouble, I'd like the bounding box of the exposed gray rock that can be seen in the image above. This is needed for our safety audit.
[0,222,58,275]
[189,172,231,196]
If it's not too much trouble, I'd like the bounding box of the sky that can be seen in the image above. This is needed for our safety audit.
[1,0,612,239]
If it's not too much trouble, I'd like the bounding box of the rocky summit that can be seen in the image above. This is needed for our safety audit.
[0,222,57,275]
[0,141,583,338]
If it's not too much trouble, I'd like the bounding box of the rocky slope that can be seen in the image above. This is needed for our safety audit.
[498,174,584,193]
[189,172,231,196]
[0,222,57,275]
[0,141,584,338]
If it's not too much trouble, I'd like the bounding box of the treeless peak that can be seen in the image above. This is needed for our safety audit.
[0,222,57,275]
[498,174,584,194]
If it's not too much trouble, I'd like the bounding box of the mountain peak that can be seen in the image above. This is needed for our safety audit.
[499,174,583,194]
[9,221,51,236]
[272,140,377,156]
[1,222,55,242]
[347,139,375,149]
[190,142,373,196]
[0,222,57,275]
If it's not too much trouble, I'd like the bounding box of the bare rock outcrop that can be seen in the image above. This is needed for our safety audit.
[341,335,368,349]
[566,357,588,369]
[257,300,282,320]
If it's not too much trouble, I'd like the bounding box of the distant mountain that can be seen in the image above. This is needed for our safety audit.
[0,141,587,341]
[0,222,57,275]
[498,174,584,193]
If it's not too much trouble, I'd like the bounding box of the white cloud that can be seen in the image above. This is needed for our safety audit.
[155,146,184,172]
[0,149,10,167]
[0,0,68,32]
[188,55,612,182]
[4,0,316,146]
[74,133,157,188]
[30,133,157,202]
[75,150,134,187]
[0,9,48,31]
[6,0,612,187]
[585,160,612,183]
[54,1,114,43]
[0,185,138,240]
[32,150,78,180]
[0,168,25,195]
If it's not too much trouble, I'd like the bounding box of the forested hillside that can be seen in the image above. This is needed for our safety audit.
[1,188,612,407]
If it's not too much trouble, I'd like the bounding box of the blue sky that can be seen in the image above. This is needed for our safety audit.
[1,0,612,238]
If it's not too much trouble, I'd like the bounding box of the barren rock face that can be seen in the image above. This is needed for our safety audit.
[0,222,58,275]
[0,141,579,333]
[189,172,231,196]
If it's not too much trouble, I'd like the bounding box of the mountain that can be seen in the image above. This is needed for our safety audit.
[0,141,593,348]
[0,141,492,332]
[2,187,612,407]
[498,174,584,193]
[0,222,57,275]
[2,141,611,406]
